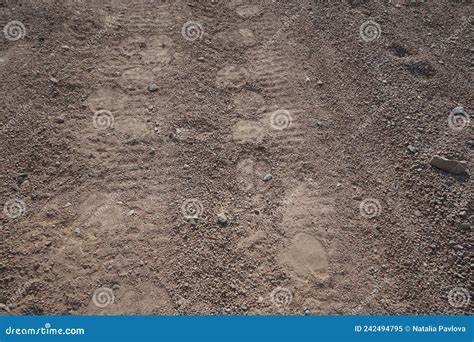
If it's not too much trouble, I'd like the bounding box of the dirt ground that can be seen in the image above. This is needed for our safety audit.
[0,0,472,315]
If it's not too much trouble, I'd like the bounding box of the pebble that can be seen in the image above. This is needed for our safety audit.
[50,77,58,84]
[64,202,72,208]
[407,145,417,154]
[197,57,205,62]
[55,116,65,124]
[148,83,159,92]
[451,106,465,116]
[460,223,471,231]
[316,80,323,86]
[263,173,273,182]
[217,213,228,224]
[430,155,468,175]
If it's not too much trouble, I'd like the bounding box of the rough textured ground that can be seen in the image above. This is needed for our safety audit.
[0,0,472,315]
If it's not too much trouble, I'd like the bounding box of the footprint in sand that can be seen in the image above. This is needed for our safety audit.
[278,232,328,283]
[278,182,335,282]
[216,65,249,89]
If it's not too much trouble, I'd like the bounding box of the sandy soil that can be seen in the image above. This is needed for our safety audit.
[0,0,472,315]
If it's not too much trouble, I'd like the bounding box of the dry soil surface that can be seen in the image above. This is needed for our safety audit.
[0,0,472,315]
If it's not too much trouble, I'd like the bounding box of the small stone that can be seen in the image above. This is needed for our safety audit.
[414,210,421,217]
[316,80,323,86]
[407,145,417,154]
[74,228,81,234]
[148,83,159,92]
[217,213,228,224]
[55,116,65,123]
[460,223,471,231]
[453,244,464,251]
[64,202,72,208]
[197,57,205,62]
[127,210,136,216]
[50,77,58,84]
[336,183,342,189]
[263,173,273,182]
[451,106,465,116]
[430,155,468,175]
[241,305,248,311]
